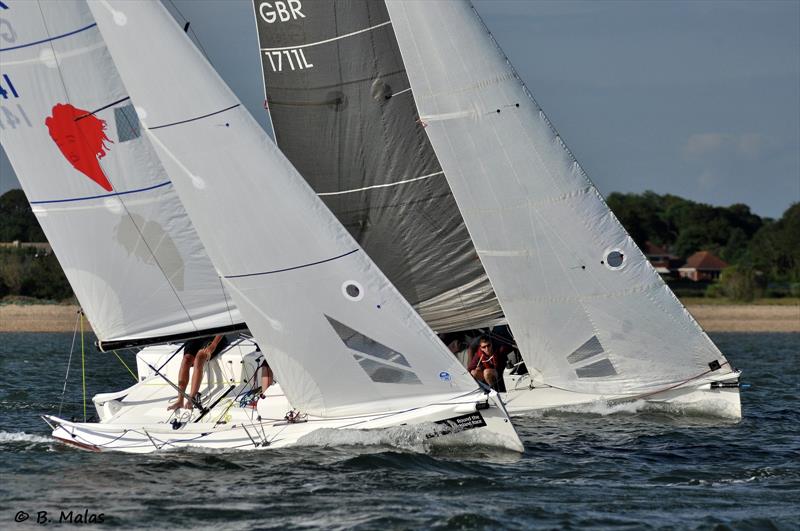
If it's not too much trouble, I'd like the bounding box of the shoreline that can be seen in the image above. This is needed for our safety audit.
[1,303,797,334]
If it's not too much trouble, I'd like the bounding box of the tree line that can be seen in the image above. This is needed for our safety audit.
[607,191,799,299]
[1,188,798,302]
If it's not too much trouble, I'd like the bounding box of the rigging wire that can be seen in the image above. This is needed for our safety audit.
[112,350,138,382]
[80,310,87,422]
[164,0,213,64]
[57,310,81,416]
[218,275,236,327]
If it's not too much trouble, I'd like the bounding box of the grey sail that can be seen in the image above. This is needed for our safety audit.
[250,0,502,332]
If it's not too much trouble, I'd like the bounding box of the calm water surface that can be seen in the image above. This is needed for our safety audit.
[0,332,798,530]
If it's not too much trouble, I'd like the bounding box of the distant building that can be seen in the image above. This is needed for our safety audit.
[644,241,679,277]
[678,251,728,281]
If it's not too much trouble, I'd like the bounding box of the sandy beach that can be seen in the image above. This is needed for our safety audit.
[0,304,92,334]
[1,302,797,334]
[685,304,799,333]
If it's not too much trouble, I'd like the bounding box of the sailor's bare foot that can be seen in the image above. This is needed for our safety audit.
[186,396,196,411]
[167,400,183,411]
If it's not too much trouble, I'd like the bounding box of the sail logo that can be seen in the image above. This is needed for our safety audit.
[428,412,487,439]
[45,103,114,191]
[258,1,304,24]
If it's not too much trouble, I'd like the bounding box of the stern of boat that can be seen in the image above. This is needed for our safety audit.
[643,370,742,419]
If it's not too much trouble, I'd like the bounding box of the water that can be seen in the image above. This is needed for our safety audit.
[1,332,798,529]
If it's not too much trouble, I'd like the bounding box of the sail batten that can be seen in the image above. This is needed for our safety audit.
[0,0,243,344]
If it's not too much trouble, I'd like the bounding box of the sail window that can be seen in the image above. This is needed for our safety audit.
[341,281,364,301]
[326,316,412,367]
[115,104,141,142]
[604,250,625,270]
[575,359,617,378]
[353,356,422,384]
[567,336,604,364]
[327,316,421,385]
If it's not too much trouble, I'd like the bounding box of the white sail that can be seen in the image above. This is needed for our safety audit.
[0,0,243,347]
[386,0,735,395]
[87,0,480,417]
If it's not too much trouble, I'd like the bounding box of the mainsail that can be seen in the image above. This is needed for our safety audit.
[88,0,480,417]
[386,0,736,394]
[0,0,244,349]
[250,0,503,332]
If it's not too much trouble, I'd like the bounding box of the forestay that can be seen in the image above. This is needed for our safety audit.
[387,0,735,394]
[0,0,243,347]
[251,0,503,332]
[88,0,479,417]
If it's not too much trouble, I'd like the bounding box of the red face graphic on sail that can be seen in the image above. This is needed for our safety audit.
[45,103,114,191]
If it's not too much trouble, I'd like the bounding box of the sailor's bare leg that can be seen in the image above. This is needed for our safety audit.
[260,363,273,395]
[483,368,498,389]
[167,354,193,410]
[186,351,210,410]
[470,368,485,383]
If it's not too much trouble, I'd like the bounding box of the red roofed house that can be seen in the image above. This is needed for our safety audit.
[644,241,679,277]
[678,251,728,282]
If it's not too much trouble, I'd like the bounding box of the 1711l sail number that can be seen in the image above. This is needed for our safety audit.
[264,49,313,72]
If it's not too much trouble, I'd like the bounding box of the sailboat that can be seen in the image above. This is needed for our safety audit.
[0,0,523,452]
[250,0,742,419]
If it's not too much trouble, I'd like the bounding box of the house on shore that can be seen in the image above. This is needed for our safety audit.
[678,251,728,282]
[644,241,680,277]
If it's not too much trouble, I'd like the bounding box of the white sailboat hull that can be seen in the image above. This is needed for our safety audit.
[45,392,520,454]
[44,343,523,454]
[502,372,742,419]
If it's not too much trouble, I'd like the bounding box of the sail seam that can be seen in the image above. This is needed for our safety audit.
[0,23,97,52]
[224,249,359,279]
[317,171,444,196]
[149,104,240,130]
[30,181,172,205]
[499,281,664,304]
[469,186,594,215]
[416,72,517,101]
[260,21,392,51]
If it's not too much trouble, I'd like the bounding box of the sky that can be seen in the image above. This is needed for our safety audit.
[1,0,798,219]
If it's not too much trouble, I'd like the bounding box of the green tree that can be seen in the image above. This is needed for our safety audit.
[718,265,765,302]
[747,203,800,282]
[0,189,45,242]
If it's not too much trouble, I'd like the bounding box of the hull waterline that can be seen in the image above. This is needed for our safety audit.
[502,371,742,419]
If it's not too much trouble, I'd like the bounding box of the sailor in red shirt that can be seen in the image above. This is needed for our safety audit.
[467,335,504,390]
